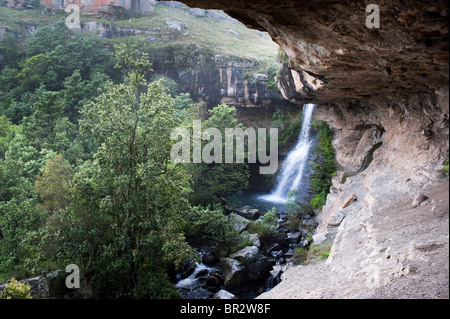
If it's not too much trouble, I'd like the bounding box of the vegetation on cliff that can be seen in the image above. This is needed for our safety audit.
[310,120,336,209]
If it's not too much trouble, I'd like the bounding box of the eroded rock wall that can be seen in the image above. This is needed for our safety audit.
[176,1,448,100]
[150,46,290,109]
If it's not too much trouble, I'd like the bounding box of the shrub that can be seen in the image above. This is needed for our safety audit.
[308,242,333,261]
[287,190,314,216]
[185,205,244,257]
[310,193,327,210]
[293,247,309,265]
[310,121,336,209]
[287,213,301,231]
[271,110,303,147]
[248,208,278,241]
[0,278,32,299]
[443,157,449,173]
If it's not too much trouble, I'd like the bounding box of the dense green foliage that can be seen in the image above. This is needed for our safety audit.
[185,205,247,257]
[183,103,250,205]
[309,120,337,209]
[443,157,449,173]
[0,278,32,299]
[247,208,278,241]
[271,109,303,147]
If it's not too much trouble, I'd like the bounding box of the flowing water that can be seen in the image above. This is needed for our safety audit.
[260,104,316,204]
[175,261,220,299]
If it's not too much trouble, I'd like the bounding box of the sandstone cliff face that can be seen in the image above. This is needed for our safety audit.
[178,0,448,101]
[175,0,449,298]
[150,45,289,109]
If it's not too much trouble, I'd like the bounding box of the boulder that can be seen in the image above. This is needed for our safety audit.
[248,233,261,247]
[166,18,188,33]
[232,207,260,220]
[228,246,272,282]
[46,270,73,298]
[312,234,327,246]
[220,258,246,290]
[328,212,346,227]
[22,276,48,298]
[206,271,222,288]
[202,251,218,266]
[287,232,302,243]
[269,243,283,253]
[412,194,429,208]
[231,214,250,233]
[213,290,237,299]
[247,209,260,219]
[229,245,259,262]
[342,193,357,208]
[254,73,269,81]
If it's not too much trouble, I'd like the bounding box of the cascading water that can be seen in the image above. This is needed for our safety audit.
[261,104,316,203]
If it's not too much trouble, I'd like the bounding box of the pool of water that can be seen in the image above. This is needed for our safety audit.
[232,191,291,213]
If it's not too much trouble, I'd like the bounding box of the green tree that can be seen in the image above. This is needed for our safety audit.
[0,133,55,202]
[34,154,75,213]
[15,54,50,93]
[21,89,77,153]
[0,132,54,277]
[0,132,53,276]
[0,67,19,94]
[26,20,70,57]
[0,115,18,158]
[248,208,278,241]
[173,92,193,123]
[186,103,250,204]
[76,44,194,298]
[62,70,111,123]
[185,205,245,257]
[0,35,23,69]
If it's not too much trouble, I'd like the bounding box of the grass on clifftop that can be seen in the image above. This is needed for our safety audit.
[0,6,65,33]
[110,5,280,72]
[1,5,280,73]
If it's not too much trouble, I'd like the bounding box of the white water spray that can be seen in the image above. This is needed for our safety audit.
[261,104,316,203]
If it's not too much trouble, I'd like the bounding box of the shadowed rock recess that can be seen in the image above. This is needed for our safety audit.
[174,0,449,299]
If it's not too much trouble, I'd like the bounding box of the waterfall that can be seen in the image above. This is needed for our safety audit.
[261,104,316,203]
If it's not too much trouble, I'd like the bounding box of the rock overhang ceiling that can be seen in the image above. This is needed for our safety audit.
[174,0,449,104]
